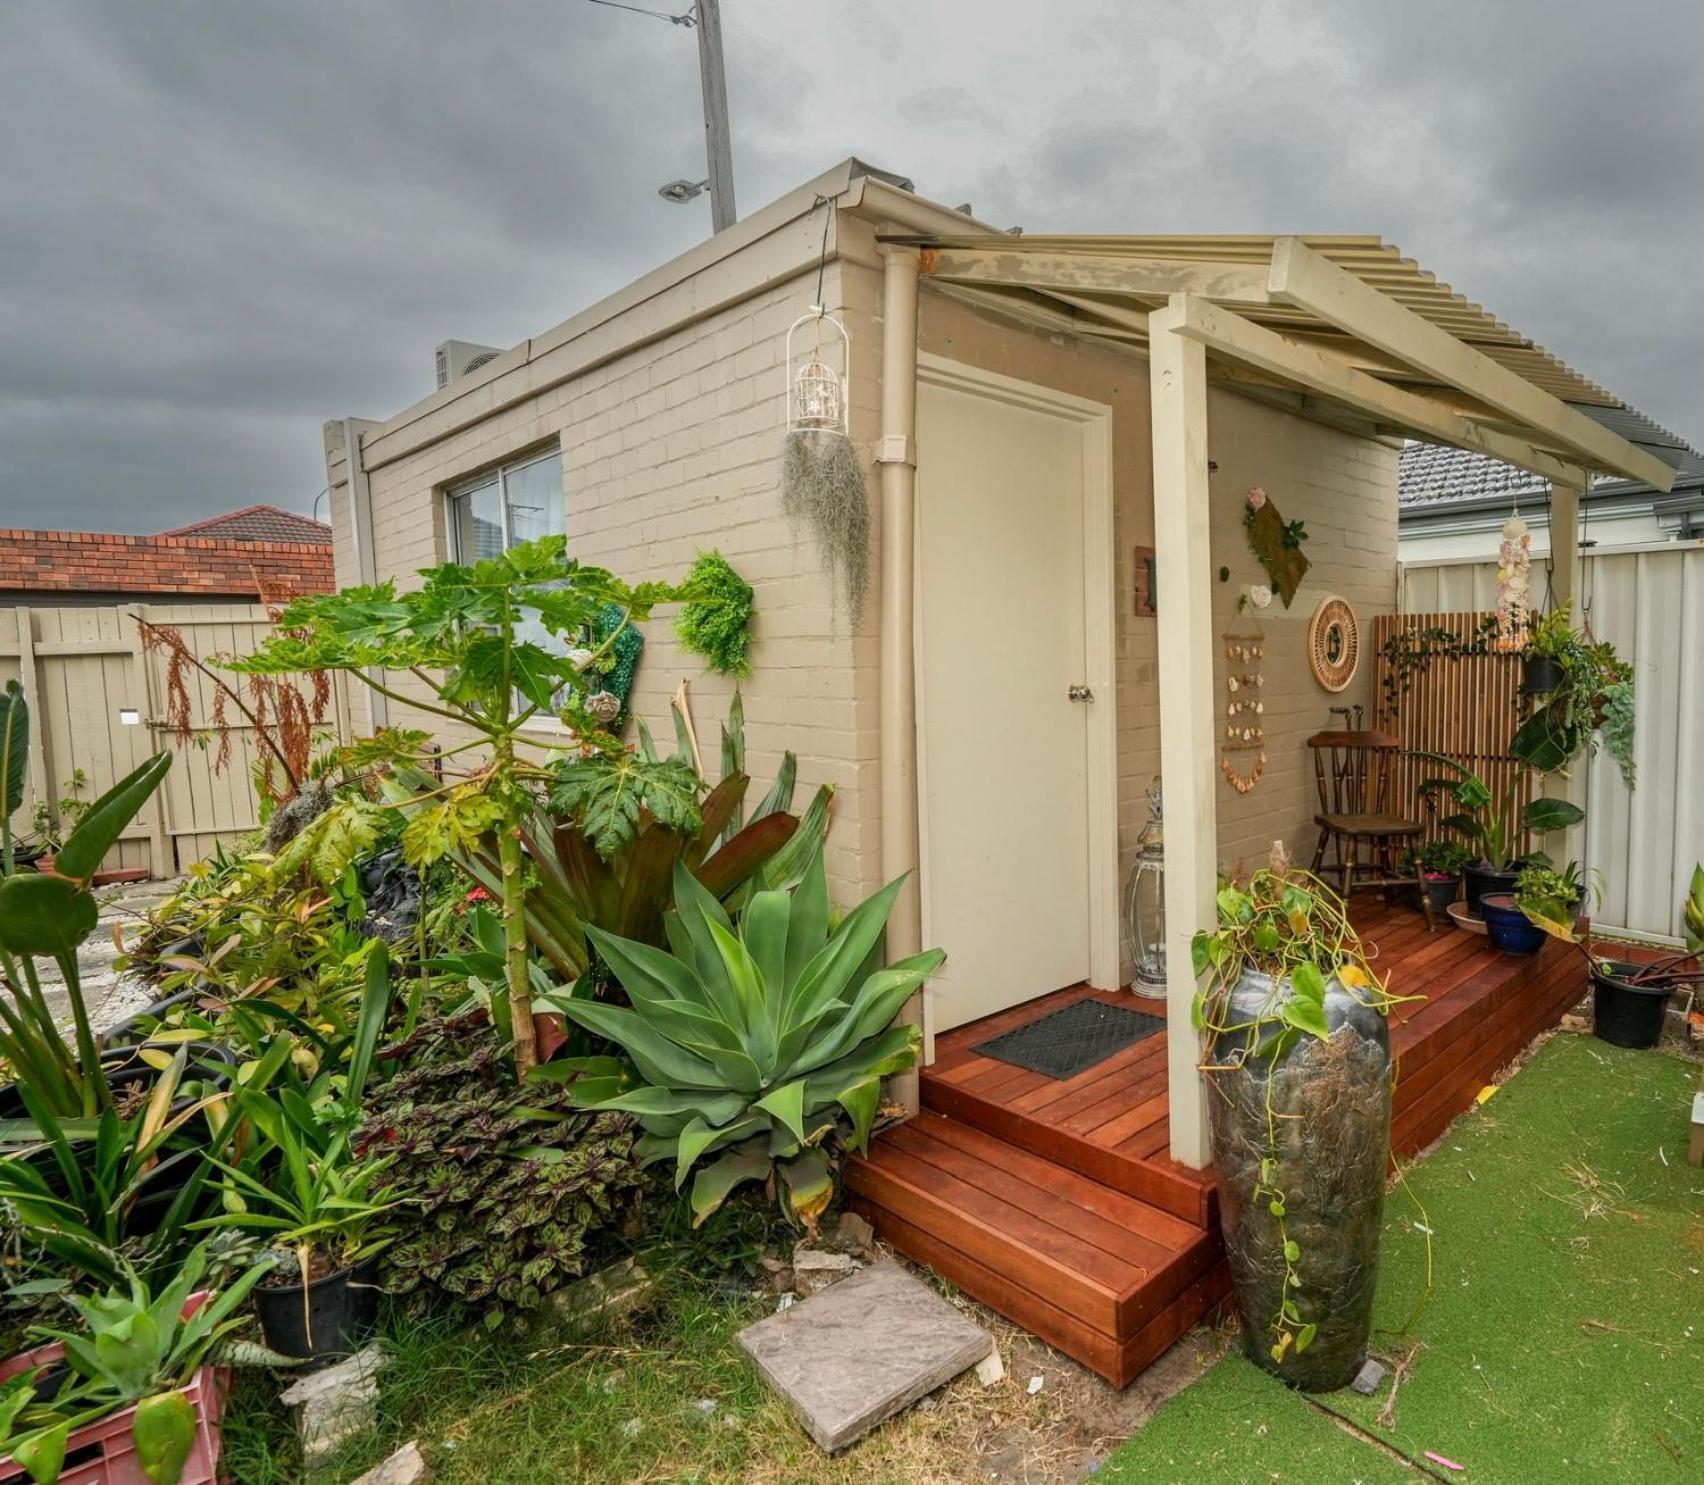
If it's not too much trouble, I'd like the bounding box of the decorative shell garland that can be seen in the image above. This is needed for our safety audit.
[1220,625,1267,794]
[1495,509,1532,652]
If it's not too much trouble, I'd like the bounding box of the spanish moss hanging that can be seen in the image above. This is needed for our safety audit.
[781,198,870,628]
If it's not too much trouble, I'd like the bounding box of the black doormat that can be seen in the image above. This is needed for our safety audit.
[972,999,1165,1080]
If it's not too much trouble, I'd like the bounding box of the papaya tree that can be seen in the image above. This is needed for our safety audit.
[229,536,752,1074]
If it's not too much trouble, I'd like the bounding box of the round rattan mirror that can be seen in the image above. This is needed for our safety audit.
[1308,595,1359,692]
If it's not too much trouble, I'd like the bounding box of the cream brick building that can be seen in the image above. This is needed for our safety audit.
[327,161,1399,1002]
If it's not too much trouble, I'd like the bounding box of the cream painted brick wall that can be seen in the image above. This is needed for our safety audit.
[331,241,1396,960]
[332,266,883,905]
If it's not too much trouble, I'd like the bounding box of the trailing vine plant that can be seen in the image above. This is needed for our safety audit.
[1374,614,1501,724]
[1191,859,1415,1363]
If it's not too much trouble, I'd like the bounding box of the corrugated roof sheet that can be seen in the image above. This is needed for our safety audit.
[1399,407,1704,509]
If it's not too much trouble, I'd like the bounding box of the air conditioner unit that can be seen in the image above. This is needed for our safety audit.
[434,340,504,390]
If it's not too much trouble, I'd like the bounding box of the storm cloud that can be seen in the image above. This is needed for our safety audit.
[2,0,1698,532]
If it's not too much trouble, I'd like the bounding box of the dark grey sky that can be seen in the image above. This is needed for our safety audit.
[3,1,1699,533]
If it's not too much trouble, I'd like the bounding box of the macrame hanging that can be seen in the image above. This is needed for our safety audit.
[1220,620,1267,794]
[1494,501,1533,652]
[780,198,870,627]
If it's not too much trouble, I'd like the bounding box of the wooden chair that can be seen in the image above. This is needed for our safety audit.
[1306,730,1434,930]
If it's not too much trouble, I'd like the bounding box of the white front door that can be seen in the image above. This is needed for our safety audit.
[916,367,1106,1035]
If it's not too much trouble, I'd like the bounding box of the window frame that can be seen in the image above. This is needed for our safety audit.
[444,444,565,563]
[443,443,572,732]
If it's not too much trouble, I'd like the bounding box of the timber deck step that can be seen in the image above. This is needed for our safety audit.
[845,1112,1228,1389]
[849,903,1588,1389]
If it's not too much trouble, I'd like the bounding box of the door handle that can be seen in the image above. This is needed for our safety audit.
[1067,684,1094,702]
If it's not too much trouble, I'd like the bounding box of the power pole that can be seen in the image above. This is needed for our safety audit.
[694,0,736,231]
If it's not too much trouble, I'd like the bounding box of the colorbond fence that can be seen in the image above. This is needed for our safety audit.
[0,603,350,877]
[1400,546,1704,941]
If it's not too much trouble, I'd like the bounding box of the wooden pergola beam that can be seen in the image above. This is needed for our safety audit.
[1268,237,1676,491]
[922,247,1274,306]
[1164,293,1594,489]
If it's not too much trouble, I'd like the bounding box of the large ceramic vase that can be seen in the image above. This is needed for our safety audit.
[1207,967,1392,1392]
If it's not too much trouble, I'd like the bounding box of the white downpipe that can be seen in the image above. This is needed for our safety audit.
[877,243,924,1116]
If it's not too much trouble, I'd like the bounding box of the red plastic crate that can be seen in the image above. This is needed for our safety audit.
[0,1296,229,1485]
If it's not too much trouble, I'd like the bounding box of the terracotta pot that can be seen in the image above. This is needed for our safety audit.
[1208,968,1391,1392]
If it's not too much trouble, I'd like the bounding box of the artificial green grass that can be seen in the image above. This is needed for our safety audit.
[1103,1035,1702,1482]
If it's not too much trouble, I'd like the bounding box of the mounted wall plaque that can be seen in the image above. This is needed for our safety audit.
[1308,595,1360,692]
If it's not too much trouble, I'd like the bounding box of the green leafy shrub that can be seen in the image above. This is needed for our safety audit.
[356,1014,645,1327]
[1417,839,1472,876]
[674,551,755,678]
[543,846,940,1230]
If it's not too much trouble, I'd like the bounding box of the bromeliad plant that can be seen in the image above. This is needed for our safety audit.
[230,535,755,1074]
[541,847,941,1229]
[1410,752,1581,871]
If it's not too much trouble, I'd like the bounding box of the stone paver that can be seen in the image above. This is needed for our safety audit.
[28,876,180,1033]
[737,1260,992,1453]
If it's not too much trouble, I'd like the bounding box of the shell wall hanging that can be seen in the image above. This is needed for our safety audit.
[1494,505,1532,652]
[1220,622,1267,794]
[780,198,870,627]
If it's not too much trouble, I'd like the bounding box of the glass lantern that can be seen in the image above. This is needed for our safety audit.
[1123,776,1167,996]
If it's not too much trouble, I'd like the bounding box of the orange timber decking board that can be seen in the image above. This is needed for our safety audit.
[846,900,1586,1388]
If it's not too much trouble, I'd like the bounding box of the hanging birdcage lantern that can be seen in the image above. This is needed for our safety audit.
[1123,777,1167,995]
[786,309,849,436]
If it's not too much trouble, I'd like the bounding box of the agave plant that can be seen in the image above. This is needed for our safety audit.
[537,846,941,1228]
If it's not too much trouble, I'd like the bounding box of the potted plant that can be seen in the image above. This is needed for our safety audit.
[1508,605,1637,790]
[0,1243,269,1485]
[1410,839,1470,915]
[194,1089,397,1365]
[1521,608,1572,696]
[1483,861,1586,955]
[1191,859,1409,1391]
[1411,753,1581,915]
[1517,870,1700,1050]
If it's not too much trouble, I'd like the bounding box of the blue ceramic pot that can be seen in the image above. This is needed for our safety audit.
[1480,893,1545,954]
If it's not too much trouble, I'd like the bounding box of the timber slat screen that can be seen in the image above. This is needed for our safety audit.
[1370,611,1530,849]
[0,604,349,878]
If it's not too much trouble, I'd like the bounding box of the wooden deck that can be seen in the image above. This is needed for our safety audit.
[846,900,1587,1387]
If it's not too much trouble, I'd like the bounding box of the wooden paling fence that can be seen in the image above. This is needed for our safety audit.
[1370,611,1531,849]
[0,603,350,878]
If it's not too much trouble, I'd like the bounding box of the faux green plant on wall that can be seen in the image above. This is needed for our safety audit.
[675,550,755,678]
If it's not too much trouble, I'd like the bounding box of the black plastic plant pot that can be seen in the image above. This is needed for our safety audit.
[1416,874,1460,916]
[102,988,204,1047]
[1463,863,1519,916]
[1521,653,1564,696]
[1207,969,1391,1392]
[0,1040,235,1122]
[1479,894,1546,955]
[254,1261,381,1366]
[1591,961,1669,1050]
